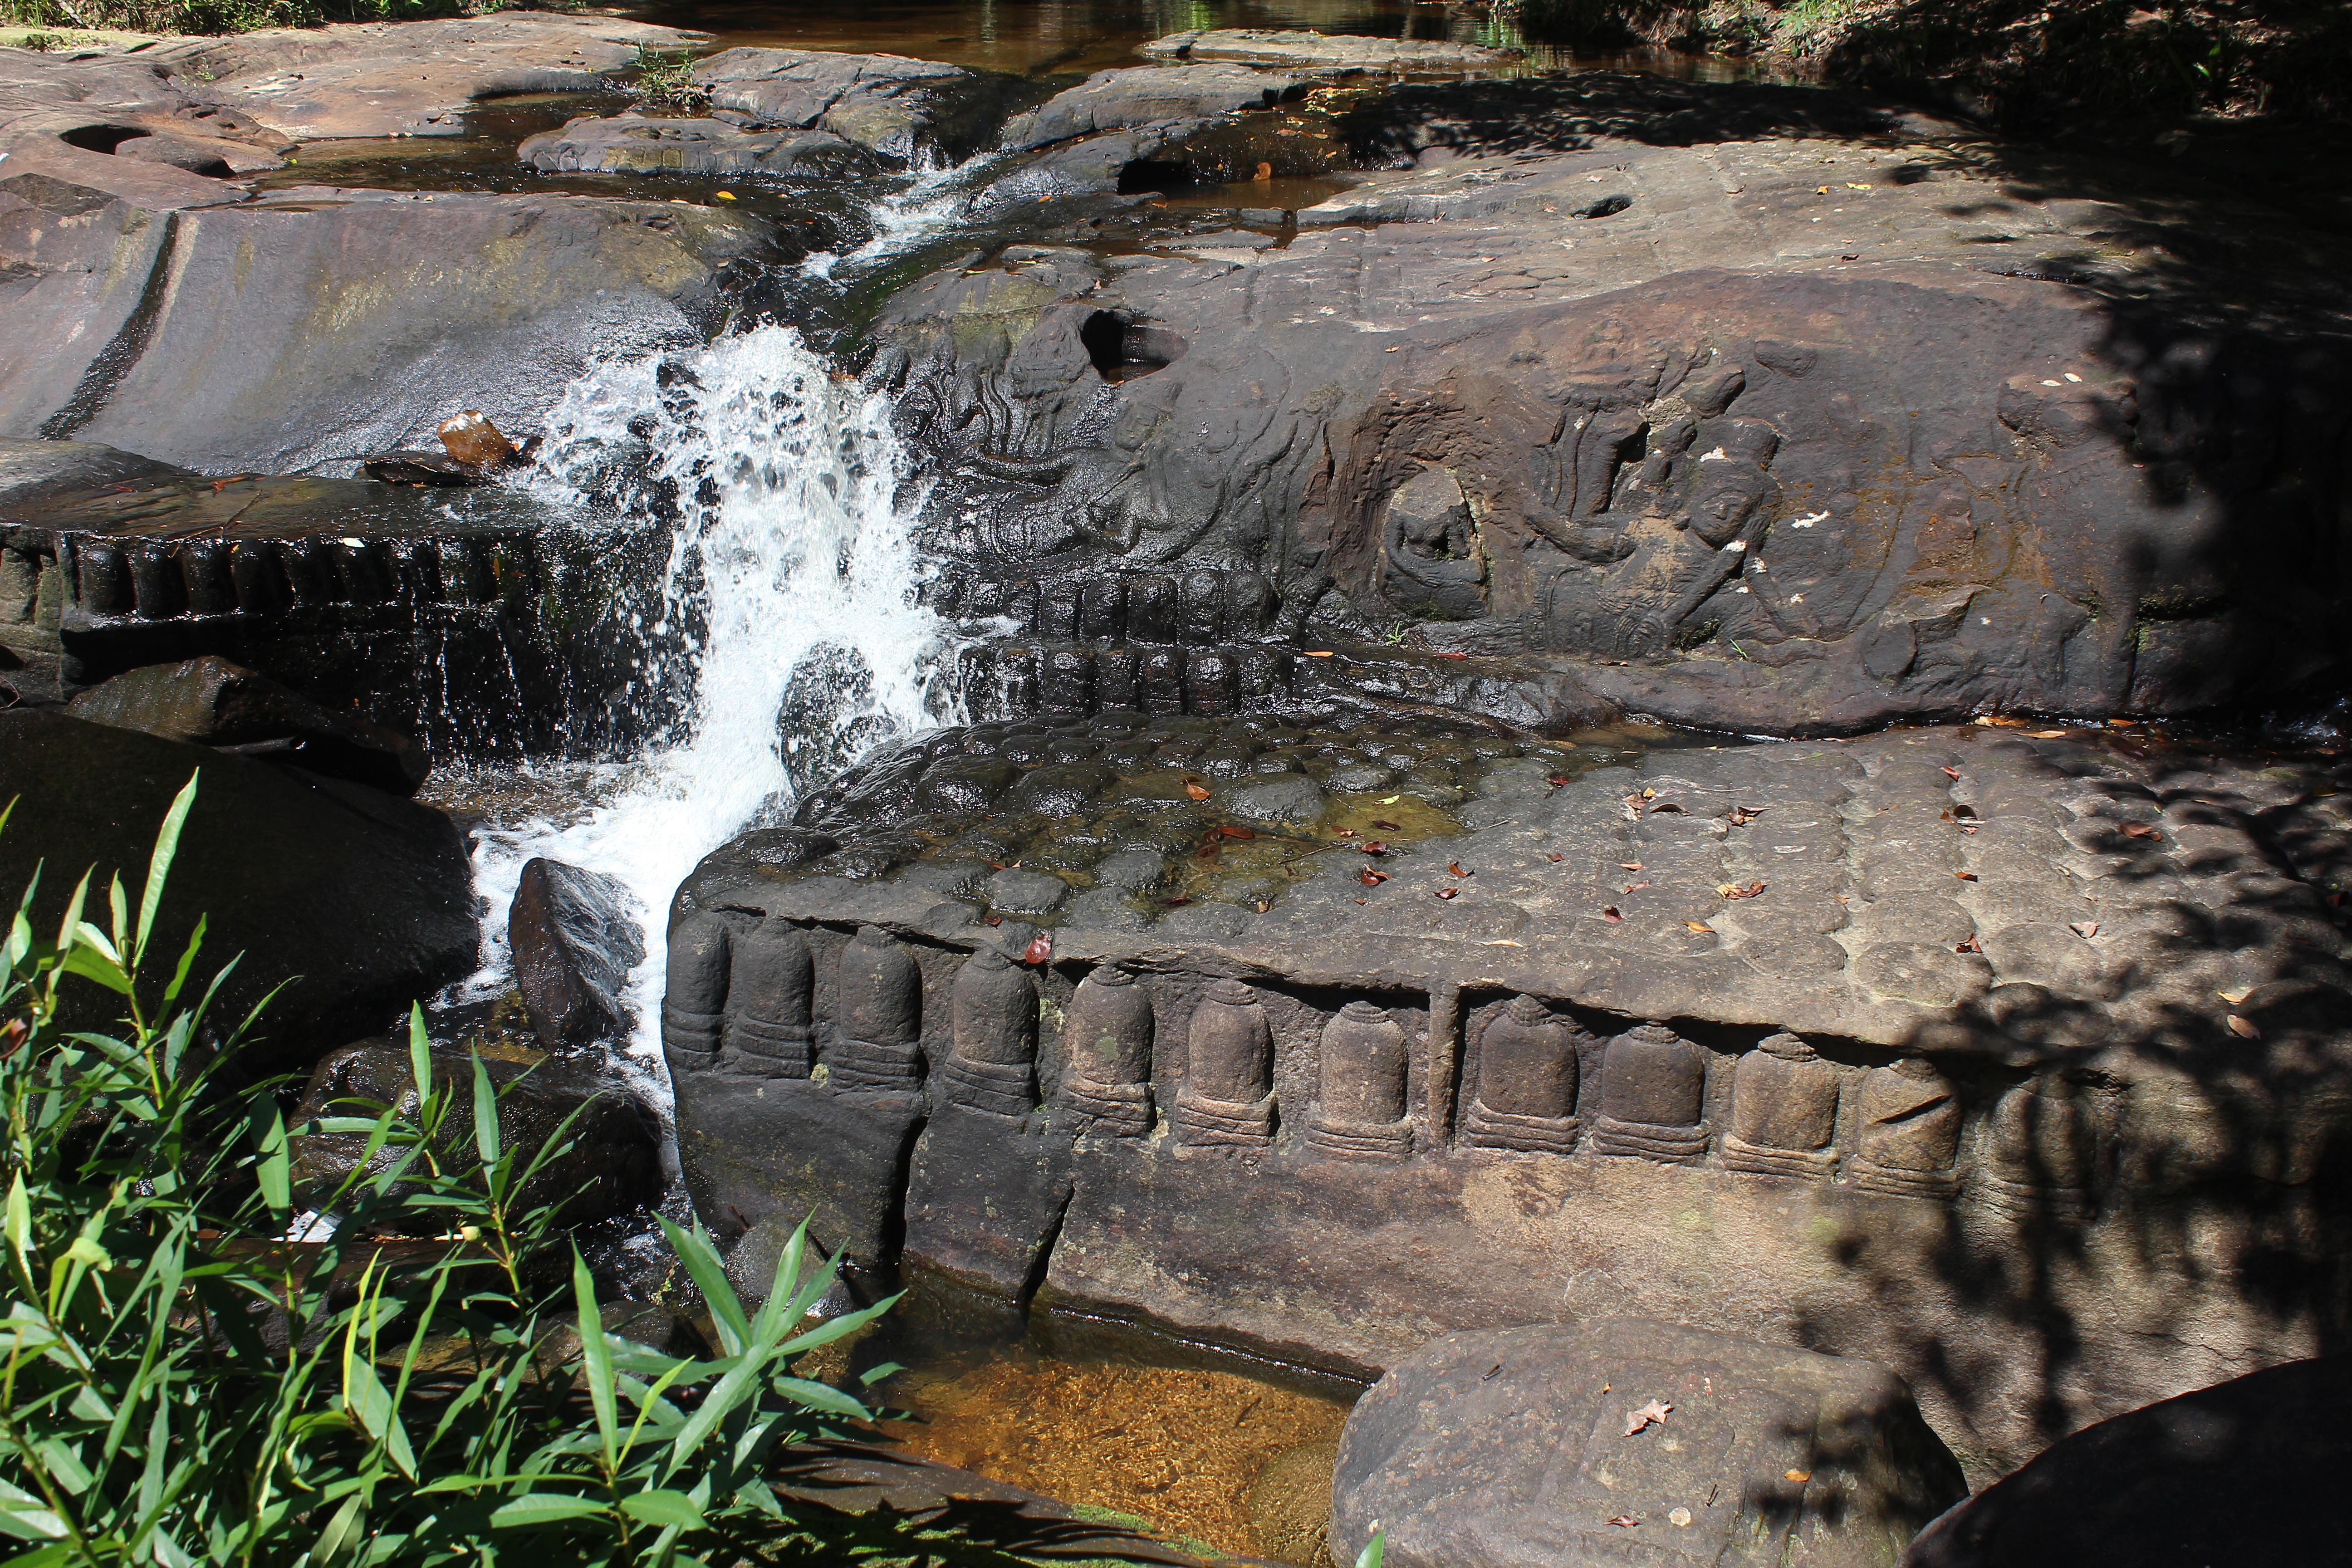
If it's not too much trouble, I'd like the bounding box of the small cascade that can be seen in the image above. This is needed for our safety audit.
[460,323,956,1083]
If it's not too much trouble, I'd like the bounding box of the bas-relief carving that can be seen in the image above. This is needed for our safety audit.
[828,925,924,1092]
[1308,1000,1414,1163]
[944,945,1038,1117]
[1061,965,1155,1136]
[1723,1033,1840,1179]
[727,917,814,1078]
[1852,1057,1966,1198]
[1465,995,1583,1155]
[1176,978,1276,1147]
[662,912,730,1072]
[1591,1022,1711,1164]
[1977,1075,2099,1221]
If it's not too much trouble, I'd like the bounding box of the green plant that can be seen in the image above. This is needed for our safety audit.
[0,776,1140,1566]
[628,44,706,109]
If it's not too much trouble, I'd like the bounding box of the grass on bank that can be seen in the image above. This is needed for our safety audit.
[0,773,1183,1566]
[0,0,560,39]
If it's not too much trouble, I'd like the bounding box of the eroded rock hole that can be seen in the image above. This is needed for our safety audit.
[1082,312,1187,383]
[59,123,142,154]
[1579,194,1633,219]
[1116,158,1198,196]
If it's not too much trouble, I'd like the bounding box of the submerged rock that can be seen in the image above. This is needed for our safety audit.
[1000,64,1308,152]
[0,711,474,1070]
[1139,29,1520,72]
[1332,1319,1966,1568]
[517,113,882,179]
[510,857,645,1051]
[291,1038,661,1230]
[64,655,428,795]
[687,48,996,163]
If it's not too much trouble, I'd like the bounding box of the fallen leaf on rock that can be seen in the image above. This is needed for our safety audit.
[1640,788,1659,799]
[2069,920,2101,939]
[1955,871,1979,882]
[1023,935,1053,964]
[1304,650,1335,657]
[1334,827,1358,838]
[1218,824,1255,839]
[1379,795,1401,805]
[1546,774,1574,787]
[2218,987,2253,1004]
[2123,822,2163,840]
[2227,1014,2261,1039]
[1256,900,1270,912]
[1624,1400,1673,1435]
[1185,780,1211,801]
[1624,881,1651,893]
[1942,766,1962,780]
[1372,820,1403,830]
[1719,881,1766,899]
[1785,1470,1811,1484]
[1955,934,1983,954]
[1448,862,1472,877]
[1602,906,1623,923]
[1435,651,1469,660]
[1621,862,1644,872]
[1163,896,1193,907]
[1685,921,1715,934]
[1359,867,1389,887]
[1435,887,1459,899]
[1815,185,1831,193]
[1727,805,1767,826]
[1609,1516,1640,1529]
[984,915,1004,927]
[1360,841,1388,855]
[1547,852,1565,862]
[2029,729,2071,738]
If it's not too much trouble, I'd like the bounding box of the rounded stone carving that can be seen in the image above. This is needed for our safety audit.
[944,946,1038,1117]
[1176,979,1274,1147]
[1724,1034,1840,1180]
[1379,467,1487,621]
[1979,1075,2098,1221]
[1467,996,1581,1155]
[661,912,730,1073]
[1852,1057,1965,1198]
[829,925,923,1092]
[1062,965,1155,1136]
[1309,1001,1412,1162]
[726,917,813,1078]
[1591,1023,1710,1164]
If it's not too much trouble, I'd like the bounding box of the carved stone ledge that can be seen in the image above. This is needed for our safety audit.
[1590,1113,1710,1164]
[1463,1101,1579,1155]
[1175,1088,1275,1147]
[1308,1112,1413,1163]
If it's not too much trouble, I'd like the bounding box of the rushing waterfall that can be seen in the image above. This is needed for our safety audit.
[459,324,955,1085]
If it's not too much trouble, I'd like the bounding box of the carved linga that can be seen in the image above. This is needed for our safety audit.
[1723,1033,1839,1179]
[727,917,813,1078]
[944,946,1037,1117]
[1978,1075,2097,1220]
[1466,996,1581,1155]
[1062,966,1154,1136]
[829,925,923,1092]
[1175,979,1274,1148]
[1852,1057,1965,1198]
[1308,1001,1412,1162]
[1591,1023,1710,1164]
[662,913,730,1073]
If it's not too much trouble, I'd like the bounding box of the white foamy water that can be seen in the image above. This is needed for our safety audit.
[461,323,955,1089]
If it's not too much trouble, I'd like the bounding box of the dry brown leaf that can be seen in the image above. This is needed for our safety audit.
[1435,650,1469,660]
[2123,822,2163,840]
[1955,934,1983,954]
[1609,1515,1640,1529]
[1372,819,1403,830]
[1359,867,1389,887]
[1360,842,1388,855]
[2029,729,2070,738]
[2226,1014,2261,1039]
[1022,934,1053,965]
[1334,827,1358,838]
[1219,824,1255,839]
[1727,805,1767,826]
[1602,906,1623,923]
[1719,882,1766,900]
[1641,788,1659,799]
[2218,987,2253,1004]
[1624,1399,1674,1435]
[1546,774,1573,787]
[1685,921,1715,934]
[1785,1470,1812,1484]
[1162,895,1192,907]
[984,914,1004,927]
[1435,887,1459,899]
[1546,852,1565,862]
[1448,862,1472,877]
[1942,766,1962,780]
[1624,881,1651,893]
[2069,920,2101,940]
[1621,862,1645,872]
[1184,779,1210,801]
[1303,650,1335,657]
[1955,871,1979,882]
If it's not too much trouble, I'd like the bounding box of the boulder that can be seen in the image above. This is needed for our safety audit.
[686,48,993,163]
[999,64,1307,152]
[64,656,429,795]
[881,73,2352,734]
[664,713,2352,1481]
[509,857,644,1051]
[291,1038,661,1231]
[517,113,881,178]
[1902,1355,2352,1568]
[1139,29,1519,72]
[0,710,475,1070]
[1332,1320,1965,1568]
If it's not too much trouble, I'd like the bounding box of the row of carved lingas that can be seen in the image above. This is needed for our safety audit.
[1174,980,1278,1147]
[1063,967,1156,1135]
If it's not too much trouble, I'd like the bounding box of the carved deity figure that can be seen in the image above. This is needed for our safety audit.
[727,917,814,1078]
[1061,966,1156,1136]
[943,946,1039,1117]
[1851,1057,1966,1198]
[1590,1022,1710,1164]
[662,912,730,1073]
[828,925,923,1092]
[1308,1001,1413,1162]
[1978,1074,2099,1221]
[1723,1034,1841,1179]
[1175,979,1275,1147]
[1465,996,1582,1155]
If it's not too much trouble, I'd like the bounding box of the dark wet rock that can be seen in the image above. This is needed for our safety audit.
[1140,29,1519,73]
[530,1300,712,1366]
[880,73,2352,735]
[509,857,644,1051]
[687,48,993,163]
[0,710,474,1070]
[64,655,428,795]
[1332,1319,1965,1568]
[1000,64,1307,152]
[291,1038,661,1230]
[136,14,712,142]
[0,461,660,760]
[518,113,881,178]
[0,438,196,511]
[666,715,2352,1481]
[1902,1355,2352,1568]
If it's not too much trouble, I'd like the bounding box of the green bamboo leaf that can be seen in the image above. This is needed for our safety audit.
[571,1251,617,1471]
[106,873,126,963]
[134,772,197,970]
[617,1490,704,1532]
[776,1294,898,1360]
[470,1050,499,1170]
[656,1218,748,1357]
[256,1105,291,1212]
[486,1494,608,1529]
[159,914,206,1009]
[0,1478,66,1542]
[745,1218,811,1346]
[312,1496,365,1563]
[1356,1524,1386,1568]
[767,1376,870,1421]
[52,870,88,970]
[57,944,132,996]
[407,1005,432,1106]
